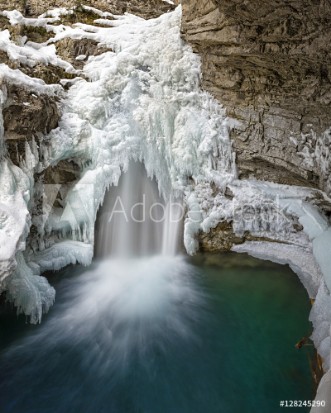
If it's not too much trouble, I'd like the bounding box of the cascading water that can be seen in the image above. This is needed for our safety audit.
[0,162,208,412]
[78,162,198,363]
[95,162,183,258]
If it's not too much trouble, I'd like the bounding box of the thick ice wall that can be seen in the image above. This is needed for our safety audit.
[0,160,30,279]
[0,158,55,323]
[310,281,331,371]
[2,252,55,324]
[48,6,235,189]
[0,87,5,156]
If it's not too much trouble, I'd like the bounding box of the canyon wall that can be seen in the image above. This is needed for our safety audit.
[0,0,176,19]
[181,0,331,194]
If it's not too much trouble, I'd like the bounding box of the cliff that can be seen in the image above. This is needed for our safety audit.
[0,0,176,19]
[181,0,331,194]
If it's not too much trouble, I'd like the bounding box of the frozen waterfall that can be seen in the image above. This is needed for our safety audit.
[0,5,235,324]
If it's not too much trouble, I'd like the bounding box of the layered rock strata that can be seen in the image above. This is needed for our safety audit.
[181,0,331,194]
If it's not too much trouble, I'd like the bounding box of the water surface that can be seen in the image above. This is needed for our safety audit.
[0,253,314,413]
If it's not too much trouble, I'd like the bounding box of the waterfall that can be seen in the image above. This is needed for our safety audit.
[95,162,183,258]
[0,162,205,407]
[161,200,183,256]
[47,161,198,371]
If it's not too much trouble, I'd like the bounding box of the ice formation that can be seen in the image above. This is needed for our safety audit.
[0,159,30,281]
[0,6,235,321]
[0,6,331,394]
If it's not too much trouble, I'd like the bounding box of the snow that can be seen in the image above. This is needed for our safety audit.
[0,30,77,73]
[311,368,331,413]
[1,9,58,27]
[183,178,317,255]
[0,64,62,96]
[39,8,74,19]
[34,241,93,272]
[79,5,114,19]
[184,192,203,254]
[278,198,331,292]
[298,127,331,196]
[0,113,53,322]
[313,229,331,291]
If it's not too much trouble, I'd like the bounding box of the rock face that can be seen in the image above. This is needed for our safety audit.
[0,1,23,14]
[2,83,60,165]
[55,38,111,70]
[199,221,245,251]
[3,84,59,141]
[181,0,331,194]
[0,0,176,19]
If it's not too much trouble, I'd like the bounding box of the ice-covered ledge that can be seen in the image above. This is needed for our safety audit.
[281,201,331,292]
[311,368,331,412]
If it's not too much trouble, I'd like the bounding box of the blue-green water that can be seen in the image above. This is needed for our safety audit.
[0,253,314,413]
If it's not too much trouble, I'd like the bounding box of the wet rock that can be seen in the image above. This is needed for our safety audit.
[36,160,81,209]
[198,221,245,252]
[197,218,302,253]
[0,1,25,14]
[55,38,111,70]
[3,83,60,164]
[19,64,77,85]
[3,84,59,140]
